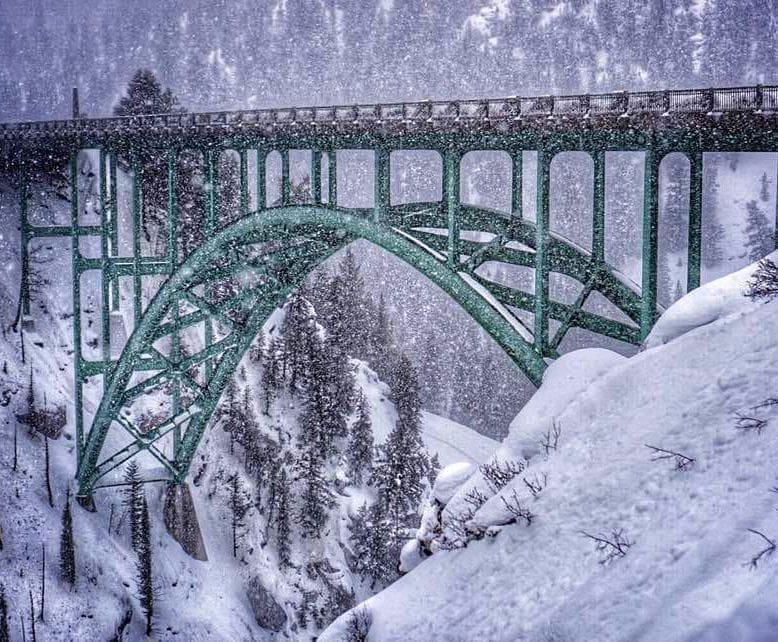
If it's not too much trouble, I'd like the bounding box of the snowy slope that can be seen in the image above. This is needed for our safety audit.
[322,261,778,642]
[0,175,497,640]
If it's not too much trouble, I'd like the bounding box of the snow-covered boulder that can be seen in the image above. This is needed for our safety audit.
[503,347,625,461]
[644,251,777,349]
[433,462,476,504]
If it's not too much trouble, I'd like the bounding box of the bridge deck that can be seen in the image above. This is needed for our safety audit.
[2,85,778,147]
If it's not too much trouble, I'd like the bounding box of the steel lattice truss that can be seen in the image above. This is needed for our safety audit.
[4,84,777,506]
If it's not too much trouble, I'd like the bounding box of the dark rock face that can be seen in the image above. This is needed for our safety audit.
[246,576,287,632]
[163,482,208,561]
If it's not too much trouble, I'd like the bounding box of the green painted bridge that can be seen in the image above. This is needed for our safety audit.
[4,84,778,506]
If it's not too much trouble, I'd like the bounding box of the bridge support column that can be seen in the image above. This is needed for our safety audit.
[167,149,179,265]
[108,154,120,311]
[592,150,606,263]
[311,150,322,203]
[444,147,461,268]
[641,149,660,340]
[374,147,390,223]
[99,150,111,385]
[131,150,142,328]
[328,151,338,207]
[19,166,30,322]
[281,149,291,206]
[70,153,84,467]
[512,150,523,219]
[687,150,703,291]
[256,149,266,210]
[239,149,249,217]
[204,150,219,379]
[534,148,551,355]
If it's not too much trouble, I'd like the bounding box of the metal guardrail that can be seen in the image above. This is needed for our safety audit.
[1,85,776,140]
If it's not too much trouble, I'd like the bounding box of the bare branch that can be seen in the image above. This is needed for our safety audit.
[644,444,695,471]
[523,472,548,498]
[500,489,534,526]
[462,487,489,511]
[540,420,562,455]
[745,528,776,569]
[480,458,525,493]
[581,528,632,564]
[735,413,768,435]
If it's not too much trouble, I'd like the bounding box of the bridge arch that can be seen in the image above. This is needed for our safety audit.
[76,204,551,504]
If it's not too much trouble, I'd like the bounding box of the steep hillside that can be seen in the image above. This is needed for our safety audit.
[323,255,778,641]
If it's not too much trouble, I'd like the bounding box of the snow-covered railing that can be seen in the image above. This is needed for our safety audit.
[1,85,777,141]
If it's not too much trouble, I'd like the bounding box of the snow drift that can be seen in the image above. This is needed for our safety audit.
[323,260,778,641]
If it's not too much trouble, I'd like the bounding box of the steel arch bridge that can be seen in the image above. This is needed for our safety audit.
[3,84,778,506]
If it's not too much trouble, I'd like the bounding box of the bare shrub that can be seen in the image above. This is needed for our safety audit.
[500,489,535,526]
[480,458,525,493]
[581,528,632,564]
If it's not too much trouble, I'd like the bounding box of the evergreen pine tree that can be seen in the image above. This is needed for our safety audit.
[59,490,75,587]
[283,289,316,394]
[275,469,292,567]
[226,473,251,558]
[702,157,725,268]
[122,461,144,553]
[350,503,395,588]
[261,338,282,415]
[760,171,771,203]
[373,355,429,526]
[0,583,7,642]
[346,392,373,485]
[113,69,181,116]
[661,156,690,254]
[135,495,154,637]
[294,447,335,539]
[745,199,772,262]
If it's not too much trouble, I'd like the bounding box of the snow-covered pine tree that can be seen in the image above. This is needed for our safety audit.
[661,156,690,254]
[366,293,395,384]
[0,583,8,642]
[294,445,335,539]
[745,199,772,262]
[275,468,292,567]
[135,495,154,637]
[261,338,282,415]
[283,288,316,394]
[702,156,725,267]
[122,461,143,553]
[59,490,75,587]
[350,502,395,588]
[226,473,251,558]
[760,171,771,203]
[346,392,373,485]
[373,354,429,526]
[113,70,186,253]
[113,69,181,117]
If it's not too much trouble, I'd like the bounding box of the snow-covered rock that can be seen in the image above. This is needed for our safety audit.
[433,462,476,504]
[503,347,625,461]
[644,251,777,349]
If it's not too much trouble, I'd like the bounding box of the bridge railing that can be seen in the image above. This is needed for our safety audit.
[1,85,777,139]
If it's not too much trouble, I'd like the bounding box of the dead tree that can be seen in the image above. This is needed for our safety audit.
[745,529,776,569]
[645,444,695,471]
[581,528,632,564]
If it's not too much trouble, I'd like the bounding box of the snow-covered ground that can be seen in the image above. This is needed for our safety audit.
[323,259,778,641]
